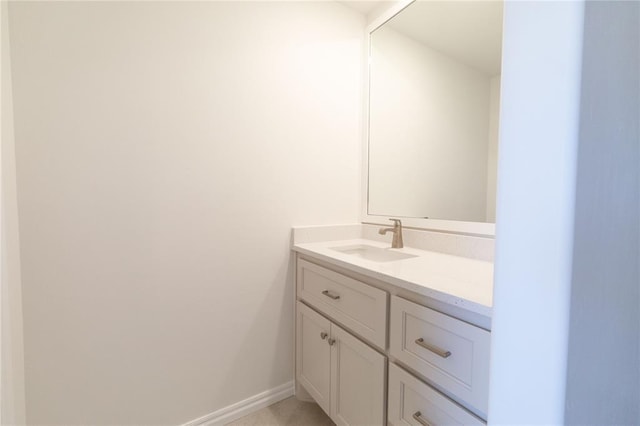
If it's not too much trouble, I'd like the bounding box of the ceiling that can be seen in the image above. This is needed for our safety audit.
[338,1,394,18]
[384,1,503,75]
[339,0,504,76]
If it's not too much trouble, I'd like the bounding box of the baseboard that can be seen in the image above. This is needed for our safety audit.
[181,381,294,426]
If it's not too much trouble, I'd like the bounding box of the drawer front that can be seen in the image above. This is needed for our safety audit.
[388,363,484,426]
[390,296,490,415]
[297,258,388,350]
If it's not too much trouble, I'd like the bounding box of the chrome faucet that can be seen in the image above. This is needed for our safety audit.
[378,218,403,249]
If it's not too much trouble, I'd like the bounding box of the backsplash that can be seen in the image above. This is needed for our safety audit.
[292,224,494,262]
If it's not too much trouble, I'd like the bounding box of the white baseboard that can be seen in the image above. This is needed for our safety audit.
[181,381,295,426]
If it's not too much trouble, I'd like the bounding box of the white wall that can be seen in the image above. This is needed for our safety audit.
[564,1,639,424]
[489,1,585,424]
[1,1,26,423]
[368,25,492,222]
[485,76,500,223]
[7,2,363,424]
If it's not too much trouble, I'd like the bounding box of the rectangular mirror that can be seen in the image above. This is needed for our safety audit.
[365,0,503,236]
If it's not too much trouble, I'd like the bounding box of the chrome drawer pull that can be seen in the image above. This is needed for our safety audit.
[412,411,432,426]
[320,332,328,340]
[415,338,451,358]
[322,290,340,300]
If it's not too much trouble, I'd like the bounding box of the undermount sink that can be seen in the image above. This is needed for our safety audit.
[330,244,418,263]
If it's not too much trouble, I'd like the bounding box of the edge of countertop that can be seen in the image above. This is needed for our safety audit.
[292,235,493,318]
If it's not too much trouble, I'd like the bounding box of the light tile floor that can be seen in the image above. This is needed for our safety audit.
[225,397,335,426]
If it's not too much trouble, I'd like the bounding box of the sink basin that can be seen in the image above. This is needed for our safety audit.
[330,244,418,263]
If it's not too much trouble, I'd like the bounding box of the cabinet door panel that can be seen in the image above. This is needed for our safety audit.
[331,323,386,426]
[297,302,332,416]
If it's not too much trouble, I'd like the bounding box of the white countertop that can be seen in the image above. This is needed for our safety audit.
[293,238,493,317]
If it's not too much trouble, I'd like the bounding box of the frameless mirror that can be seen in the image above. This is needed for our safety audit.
[366,0,503,232]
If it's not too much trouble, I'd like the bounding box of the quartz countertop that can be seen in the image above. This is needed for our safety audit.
[293,238,493,317]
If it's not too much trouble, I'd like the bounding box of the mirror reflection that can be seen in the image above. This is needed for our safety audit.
[368,0,503,223]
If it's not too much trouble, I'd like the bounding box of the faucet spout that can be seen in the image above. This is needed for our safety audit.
[379,218,403,249]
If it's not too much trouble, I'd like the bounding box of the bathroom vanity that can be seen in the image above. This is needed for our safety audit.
[293,0,503,422]
[292,225,493,426]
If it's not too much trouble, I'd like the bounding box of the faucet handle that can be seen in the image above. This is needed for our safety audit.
[389,218,402,227]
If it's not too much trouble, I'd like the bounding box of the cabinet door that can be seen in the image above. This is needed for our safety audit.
[297,302,332,416]
[331,323,386,426]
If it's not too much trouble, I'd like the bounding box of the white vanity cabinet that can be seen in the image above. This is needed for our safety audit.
[297,301,386,425]
[294,253,490,426]
[296,257,388,425]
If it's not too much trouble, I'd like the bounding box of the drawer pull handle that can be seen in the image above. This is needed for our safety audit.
[328,338,336,346]
[412,411,432,426]
[320,332,328,340]
[415,338,451,358]
[322,290,340,300]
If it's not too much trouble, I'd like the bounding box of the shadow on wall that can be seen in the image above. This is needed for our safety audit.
[211,244,296,424]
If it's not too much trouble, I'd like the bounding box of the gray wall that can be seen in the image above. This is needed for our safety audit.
[1,1,26,423]
[490,2,639,423]
[565,2,640,424]
[488,2,585,423]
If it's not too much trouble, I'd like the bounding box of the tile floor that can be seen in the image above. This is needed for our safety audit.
[225,397,334,426]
